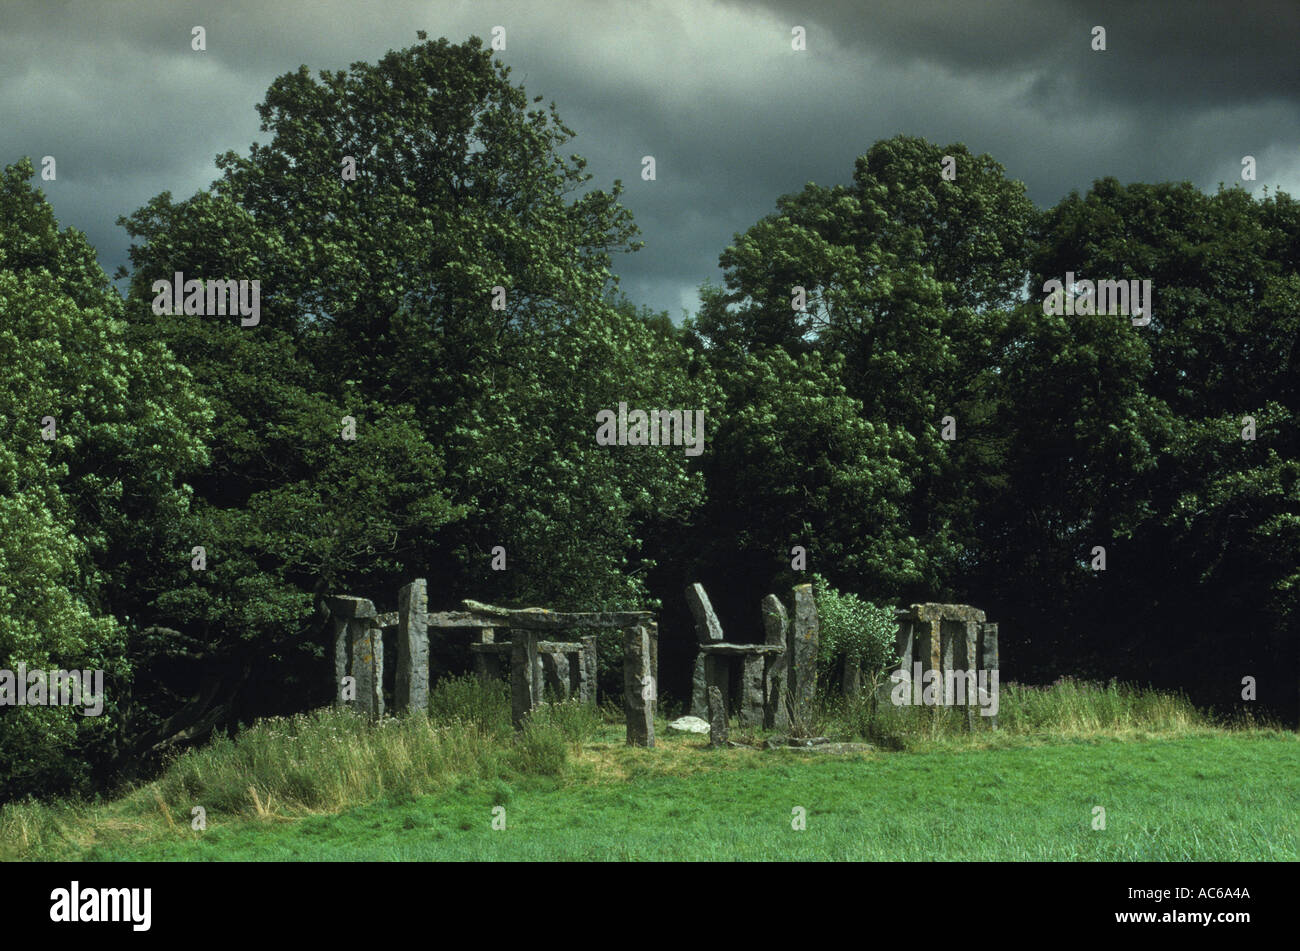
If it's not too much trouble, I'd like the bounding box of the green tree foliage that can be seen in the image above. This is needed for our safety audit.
[113,35,715,743]
[989,180,1299,709]
[811,573,899,679]
[688,136,1038,603]
[0,160,210,798]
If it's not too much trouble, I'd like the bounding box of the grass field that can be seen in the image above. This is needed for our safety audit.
[3,679,1296,861]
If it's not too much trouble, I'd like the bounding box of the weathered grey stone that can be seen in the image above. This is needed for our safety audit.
[790,584,819,724]
[541,651,571,701]
[667,716,710,734]
[703,653,729,721]
[623,625,654,747]
[915,617,941,686]
[707,685,727,747]
[332,616,349,709]
[979,621,999,730]
[940,618,976,708]
[762,594,790,730]
[895,615,915,668]
[579,635,597,705]
[462,600,651,629]
[690,653,708,717]
[685,583,725,643]
[328,596,377,620]
[700,643,786,655]
[427,611,497,628]
[510,629,540,728]
[537,640,583,653]
[739,653,766,729]
[646,620,659,712]
[911,603,986,623]
[788,742,875,755]
[349,620,383,719]
[395,579,429,715]
[473,648,503,684]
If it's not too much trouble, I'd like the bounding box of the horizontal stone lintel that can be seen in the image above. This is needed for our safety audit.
[700,643,786,655]
[471,640,586,654]
[902,603,987,623]
[326,596,376,619]
[461,599,653,629]
[341,609,498,629]
[429,611,498,628]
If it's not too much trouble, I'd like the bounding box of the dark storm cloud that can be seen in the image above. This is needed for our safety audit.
[727,0,1300,110]
[2,0,1297,319]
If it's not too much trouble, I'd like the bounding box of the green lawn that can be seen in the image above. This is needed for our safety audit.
[76,732,1298,861]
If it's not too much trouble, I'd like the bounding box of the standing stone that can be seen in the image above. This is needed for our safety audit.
[895,614,915,672]
[623,625,654,747]
[646,620,659,710]
[332,616,349,709]
[940,618,976,724]
[704,653,729,721]
[510,629,540,728]
[350,621,384,719]
[791,584,820,724]
[579,635,598,705]
[914,616,941,704]
[707,685,727,748]
[740,653,766,729]
[685,583,725,642]
[690,653,709,718]
[474,630,503,684]
[395,579,429,715]
[541,651,571,701]
[328,596,376,709]
[762,594,790,729]
[979,621,999,730]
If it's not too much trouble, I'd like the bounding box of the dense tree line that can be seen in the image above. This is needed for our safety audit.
[1,35,1294,800]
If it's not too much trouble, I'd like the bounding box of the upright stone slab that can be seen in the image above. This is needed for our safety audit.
[329,596,376,708]
[541,651,571,701]
[895,613,915,671]
[332,616,349,709]
[707,685,727,748]
[350,621,384,719]
[510,629,540,728]
[685,583,725,643]
[646,620,659,709]
[739,653,766,729]
[473,630,503,684]
[979,621,999,729]
[578,635,598,705]
[790,584,820,725]
[913,616,941,700]
[704,653,729,720]
[690,654,709,718]
[762,594,790,729]
[939,619,976,725]
[623,625,654,747]
[395,579,429,715]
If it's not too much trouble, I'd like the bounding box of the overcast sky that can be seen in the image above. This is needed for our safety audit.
[3,0,1298,319]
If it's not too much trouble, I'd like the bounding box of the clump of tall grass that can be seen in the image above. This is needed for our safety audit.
[427,674,511,733]
[826,677,1219,749]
